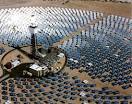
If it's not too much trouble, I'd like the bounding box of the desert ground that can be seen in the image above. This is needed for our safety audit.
[0,0,131,18]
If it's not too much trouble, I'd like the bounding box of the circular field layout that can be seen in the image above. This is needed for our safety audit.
[0,6,132,104]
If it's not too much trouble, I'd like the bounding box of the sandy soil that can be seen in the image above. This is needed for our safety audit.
[65,1,132,18]
[0,0,131,18]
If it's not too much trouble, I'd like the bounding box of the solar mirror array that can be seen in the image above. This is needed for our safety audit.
[0,7,132,104]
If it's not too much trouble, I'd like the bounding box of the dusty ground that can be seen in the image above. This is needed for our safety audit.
[0,0,131,18]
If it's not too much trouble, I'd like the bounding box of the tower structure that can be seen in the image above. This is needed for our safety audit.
[28,25,38,58]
